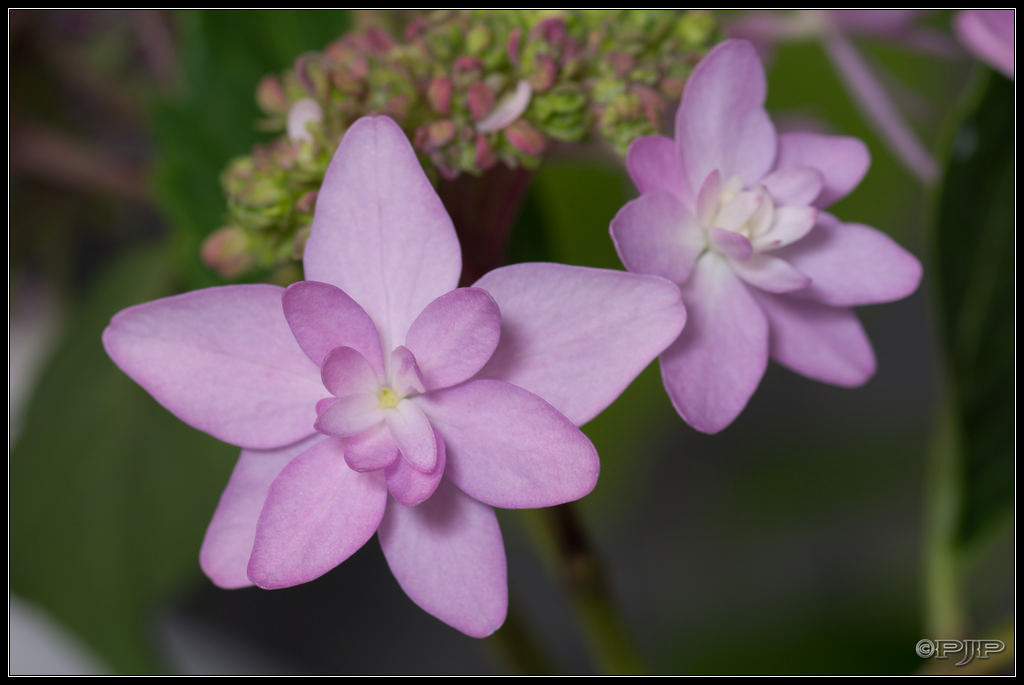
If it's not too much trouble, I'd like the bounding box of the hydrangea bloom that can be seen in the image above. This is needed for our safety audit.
[609,39,922,434]
[954,10,1015,80]
[103,115,685,636]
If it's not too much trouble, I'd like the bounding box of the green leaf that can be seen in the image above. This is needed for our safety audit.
[10,245,238,674]
[931,71,1014,554]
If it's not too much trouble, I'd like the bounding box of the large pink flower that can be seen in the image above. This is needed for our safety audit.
[954,10,1015,80]
[102,115,685,637]
[610,39,922,434]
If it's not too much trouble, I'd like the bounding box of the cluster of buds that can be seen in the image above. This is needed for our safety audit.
[206,9,718,280]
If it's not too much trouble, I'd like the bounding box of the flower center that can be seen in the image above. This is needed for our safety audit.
[378,387,400,409]
[704,174,775,241]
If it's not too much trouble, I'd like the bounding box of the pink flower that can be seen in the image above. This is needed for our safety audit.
[609,39,922,434]
[954,10,1015,80]
[102,115,685,637]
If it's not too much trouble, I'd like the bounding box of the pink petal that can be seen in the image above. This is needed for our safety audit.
[609,190,705,285]
[248,437,388,589]
[676,39,777,195]
[404,288,501,391]
[385,426,446,506]
[625,134,692,202]
[661,253,769,433]
[385,399,437,473]
[752,290,876,386]
[282,281,384,374]
[302,116,462,349]
[774,131,870,208]
[751,205,818,251]
[473,263,686,426]
[200,436,323,589]
[760,167,824,207]
[102,284,323,450]
[776,213,922,306]
[320,346,379,398]
[389,346,426,397]
[729,252,811,293]
[345,422,399,472]
[709,227,754,262]
[315,392,384,437]
[417,379,599,509]
[378,479,507,637]
[954,10,1015,80]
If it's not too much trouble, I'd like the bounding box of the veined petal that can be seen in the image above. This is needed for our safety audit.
[661,253,769,433]
[760,166,824,207]
[315,392,384,437]
[248,438,388,589]
[776,213,922,306]
[625,134,692,203]
[729,252,811,293]
[418,379,598,509]
[302,116,462,351]
[386,399,437,473]
[320,346,380,398]
[774,132,870,208]
[378,479,507,638]
[753,290,876,386]
[200,436,323,589]
[404,288,501,391]
[102,284,323,450]
[709,227,754,262]
[385,426,446,506]
[283,281,384,374]
[474,263,686,426]
[751,205,818,251]
[610,190,705,285]
[676,39,777,195]
[345,422,400,473]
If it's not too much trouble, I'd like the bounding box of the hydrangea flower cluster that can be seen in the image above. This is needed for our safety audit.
[205,9,717,279]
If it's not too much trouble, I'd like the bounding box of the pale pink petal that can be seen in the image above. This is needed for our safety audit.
[320,346,379,398]
[248,438,388,589]
[102,284,323,450]
[282,281,384,374]
[954,10,1015,80]
[315,392,384,437]
[404,288,501,391]
[378,479,507,638]
[200,436,323,589]
[418,380,598,509]
[609,190,705,285]
[730,252,811,294]
[389,346,425,397]
[760,166,824,207]
[713,189,763,234]
[709,227,754,262]
[302,116,462,350]
[661,253,769,433]
[752,290,876,386]
[474,263,686,426]
[676,39,777,194]
[345,422,399,473]
[774,131,871,208]
[385,426,446,506]
[625,134,691,201]
[751,205,818,251]
[776,213,922,306]
[385,399,437,473]
[696,169,723,225]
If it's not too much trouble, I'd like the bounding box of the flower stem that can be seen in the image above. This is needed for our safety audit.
[535,503,648,675]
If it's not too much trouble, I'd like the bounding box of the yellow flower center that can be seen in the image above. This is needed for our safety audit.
[378,387,400,409]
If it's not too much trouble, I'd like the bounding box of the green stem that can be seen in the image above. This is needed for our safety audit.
[530,503,648,675]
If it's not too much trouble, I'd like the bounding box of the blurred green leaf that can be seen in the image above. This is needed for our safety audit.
[148,10,351,289]
[10,245,238,674]
[931,71,1014,553]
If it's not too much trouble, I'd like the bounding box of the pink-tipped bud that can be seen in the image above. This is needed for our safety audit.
[504,119,546,156]
[427,77,453,116]
[467,82,496,122]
